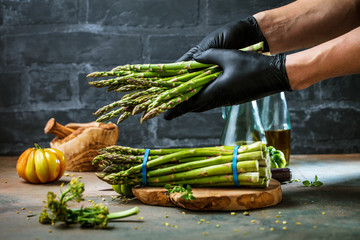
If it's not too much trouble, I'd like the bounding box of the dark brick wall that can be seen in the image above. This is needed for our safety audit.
[0,0,359,155]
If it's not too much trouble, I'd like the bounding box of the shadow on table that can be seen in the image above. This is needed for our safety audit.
[278,176,360,209]
[18,179,71,186]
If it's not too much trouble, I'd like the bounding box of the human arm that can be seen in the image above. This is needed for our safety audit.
[178,0,360,60]
[286,26,360,90]
[164,0,360,119]
[254,0,360,53]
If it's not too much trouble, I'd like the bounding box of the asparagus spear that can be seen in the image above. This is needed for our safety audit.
[195,177,269,188]
[114,172,260,186]
[111,61,212,72]
[146,156,260,178]
[95,107,131,122]
[156,172,260,185]
[239,41,265,52]
[126,78,182,88]
[99,150,265,183]
[99,145,189,155]
[146,160,259,182]
[107,148,234,178]
[117,111,132,124]
[87,70,132,78]
[140,87,202,123]
[148,67,221,109]
[87,42,265,124]
[95,141,272,188]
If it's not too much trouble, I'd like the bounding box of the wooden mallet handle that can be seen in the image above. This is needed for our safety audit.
[271,168,292,182]
[44,118,75,139]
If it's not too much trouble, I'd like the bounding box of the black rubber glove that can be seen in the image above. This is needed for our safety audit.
[164,49,291,120]
[178,16,269,62]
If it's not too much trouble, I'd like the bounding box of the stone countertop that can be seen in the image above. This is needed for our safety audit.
[0,154,359,240]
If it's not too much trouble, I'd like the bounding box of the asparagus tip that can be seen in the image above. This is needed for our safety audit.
[88,81,101,87]
[87,72,99,77]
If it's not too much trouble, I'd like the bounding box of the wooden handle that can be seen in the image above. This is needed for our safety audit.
[271,168,292,182]
[44,118,75,139]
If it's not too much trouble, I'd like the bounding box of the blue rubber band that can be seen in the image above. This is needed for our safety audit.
[142,149,150,186]
[232,146,240,187]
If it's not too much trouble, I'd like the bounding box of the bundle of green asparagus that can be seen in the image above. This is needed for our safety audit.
[94,141,272,188]
[87,42,265,124]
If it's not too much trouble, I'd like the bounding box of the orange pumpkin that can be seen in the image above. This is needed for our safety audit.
[16,144,66,183]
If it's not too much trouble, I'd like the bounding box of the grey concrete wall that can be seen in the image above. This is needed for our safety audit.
[0,0,359,155]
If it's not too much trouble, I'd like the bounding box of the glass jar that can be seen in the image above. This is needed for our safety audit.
[257,92,291,165]
[219,101,266,146]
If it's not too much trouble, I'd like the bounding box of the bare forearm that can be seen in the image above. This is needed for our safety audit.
[254,0,360,54]
[285,27,360,90]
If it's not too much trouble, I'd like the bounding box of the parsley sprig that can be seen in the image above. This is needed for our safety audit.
[165,184,196,201]
[302,175,323,187]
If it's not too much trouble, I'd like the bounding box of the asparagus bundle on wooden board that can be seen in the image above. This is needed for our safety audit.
[94,141,272,188]
[87,42,265,124]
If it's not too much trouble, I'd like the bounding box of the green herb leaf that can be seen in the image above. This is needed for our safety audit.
[165,184,195,201]
[188,195,196,201]
[313,181,323,187]
[302,180,310,186]
[302,175,323,187]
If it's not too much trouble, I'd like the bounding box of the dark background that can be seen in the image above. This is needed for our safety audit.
[0,0,359,155]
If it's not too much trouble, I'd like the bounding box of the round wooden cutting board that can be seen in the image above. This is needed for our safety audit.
[132,179,282,211]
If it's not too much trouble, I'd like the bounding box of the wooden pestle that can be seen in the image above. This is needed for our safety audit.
[44,118,75,139]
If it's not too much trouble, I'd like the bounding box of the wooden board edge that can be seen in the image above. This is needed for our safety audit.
[132,179,282,211]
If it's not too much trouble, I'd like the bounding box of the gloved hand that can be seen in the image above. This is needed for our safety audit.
[178,16,269,62]
[164,49,292,120]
